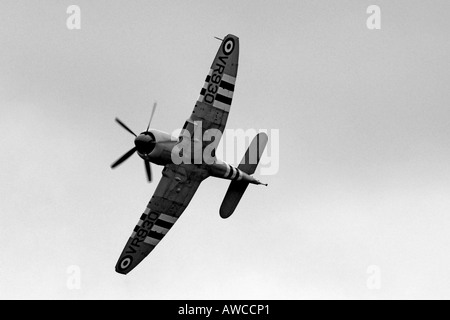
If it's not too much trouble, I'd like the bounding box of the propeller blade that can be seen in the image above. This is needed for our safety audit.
[115,118,137,137]
[144,160,152,182]
[146,102,157,132]
[111,147,137,169]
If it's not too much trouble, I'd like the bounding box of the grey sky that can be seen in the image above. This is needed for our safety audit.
[1,0,450,299]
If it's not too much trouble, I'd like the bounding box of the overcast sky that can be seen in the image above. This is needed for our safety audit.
[1,0,450,299]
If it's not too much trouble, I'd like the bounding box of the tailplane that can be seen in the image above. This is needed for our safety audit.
[219,132,268,219]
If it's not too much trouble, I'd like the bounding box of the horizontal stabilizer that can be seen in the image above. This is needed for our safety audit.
[237,132,268,174]
[219,133,268,219]
[220,181,250,219]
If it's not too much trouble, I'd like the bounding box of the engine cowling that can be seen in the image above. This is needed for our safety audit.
[135,129,177,165]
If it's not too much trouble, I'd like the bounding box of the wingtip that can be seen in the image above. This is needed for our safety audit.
[115,269,128,275]
[219,207,233,219]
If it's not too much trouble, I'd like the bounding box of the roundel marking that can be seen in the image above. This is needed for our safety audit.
[223,38,235,55]
[119,256,133,270]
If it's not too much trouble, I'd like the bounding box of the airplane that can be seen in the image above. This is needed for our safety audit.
[111,34,269,274]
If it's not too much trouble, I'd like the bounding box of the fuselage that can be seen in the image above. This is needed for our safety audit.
[135,129,263,185]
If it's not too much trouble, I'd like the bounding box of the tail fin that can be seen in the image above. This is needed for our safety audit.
[219,133,268,219]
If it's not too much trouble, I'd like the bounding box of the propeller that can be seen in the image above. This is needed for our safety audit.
[115,118,137,137]
[111,102,158,182]
[144,160,152,182]
[146,102,157,132]
[111,146,137,169]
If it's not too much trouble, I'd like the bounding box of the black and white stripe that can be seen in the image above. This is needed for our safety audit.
[198,70,236,112]
[131,208,178,247]
[143,213,178,246]
[223,164,243,181]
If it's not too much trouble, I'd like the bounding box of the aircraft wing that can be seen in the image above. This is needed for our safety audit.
[115,163,208,274]
[180,34,239,151]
